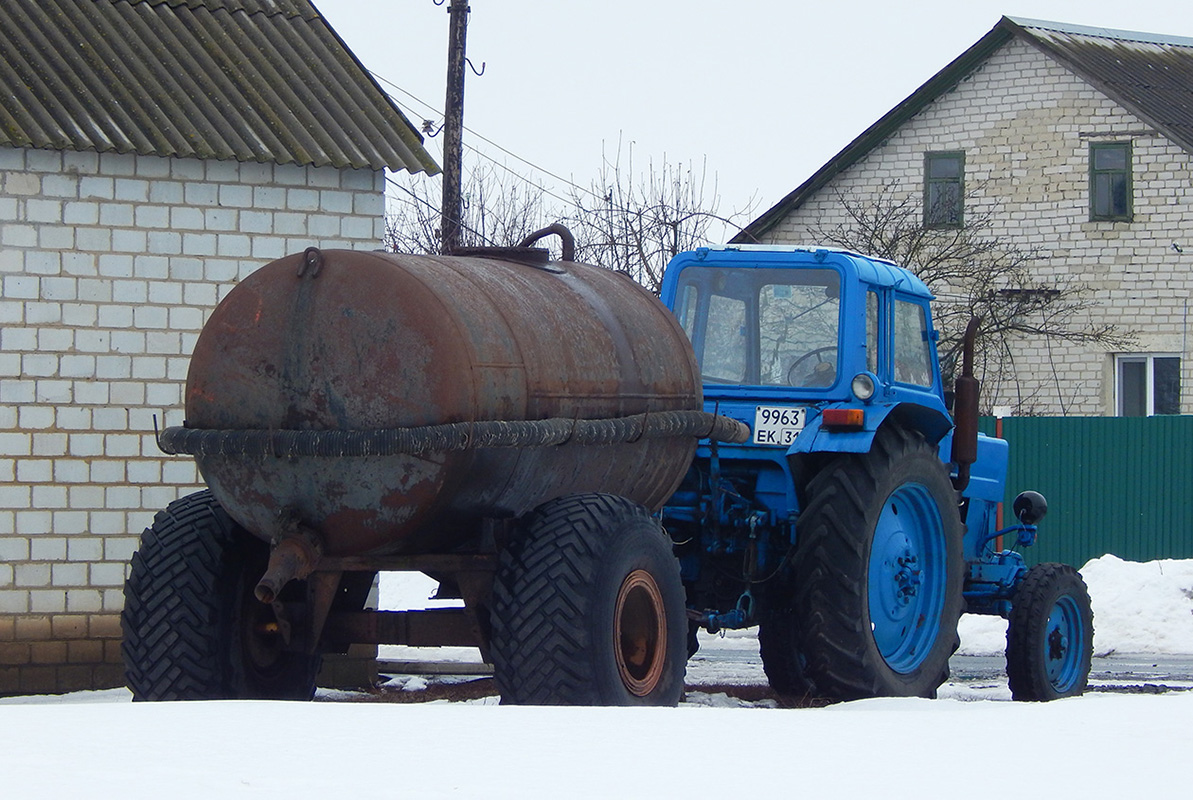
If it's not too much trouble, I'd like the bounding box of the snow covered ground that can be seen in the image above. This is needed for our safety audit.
[1,555,1191,798]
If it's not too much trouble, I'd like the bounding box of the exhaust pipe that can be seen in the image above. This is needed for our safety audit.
[950,317,981,492]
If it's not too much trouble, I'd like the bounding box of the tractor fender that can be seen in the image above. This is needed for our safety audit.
[788,402,953,457]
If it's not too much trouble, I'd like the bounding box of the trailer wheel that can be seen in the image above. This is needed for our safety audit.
[121,490,321,700]
[1006,563,1093,701]
[793,426,964,699]
[490,493,686,705]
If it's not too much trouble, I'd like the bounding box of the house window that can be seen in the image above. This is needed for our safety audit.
[924,151,964,228]
[1090,142,1132,221]
[1117,355,1180,416]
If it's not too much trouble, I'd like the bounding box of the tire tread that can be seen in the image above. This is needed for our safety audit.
[791,426,963,699]
[1006,562,1093,701]
[490,493,683,705]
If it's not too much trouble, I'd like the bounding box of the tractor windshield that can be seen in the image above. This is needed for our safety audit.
[674,267,841,387]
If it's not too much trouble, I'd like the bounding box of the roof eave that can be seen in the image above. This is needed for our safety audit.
[307,0,440,176]
[733,18,1015,244]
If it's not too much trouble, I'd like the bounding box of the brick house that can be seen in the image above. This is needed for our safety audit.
[735,17,1193,417]
[0,0,437,694]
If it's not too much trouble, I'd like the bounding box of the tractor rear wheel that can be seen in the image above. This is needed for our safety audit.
[1006,563,1093,701]
[758,603,814,698]
[490,493,687,705]
[792,426,964,699]
[121,490,321,700]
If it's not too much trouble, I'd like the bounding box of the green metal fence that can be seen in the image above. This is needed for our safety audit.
[979,415,1193,567]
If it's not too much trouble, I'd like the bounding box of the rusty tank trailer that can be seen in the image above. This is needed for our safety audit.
[123,229,749,704]
[172,245,713,555]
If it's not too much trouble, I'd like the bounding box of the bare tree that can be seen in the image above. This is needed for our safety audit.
[565,141,752,293]
[384,162,558,255]
[807,181,1132,408]
[385,143,752,296]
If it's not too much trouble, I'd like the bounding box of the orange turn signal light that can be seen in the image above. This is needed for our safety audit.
[821,408,865,430]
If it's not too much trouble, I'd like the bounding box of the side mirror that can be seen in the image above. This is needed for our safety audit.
[1012,490,1048,526]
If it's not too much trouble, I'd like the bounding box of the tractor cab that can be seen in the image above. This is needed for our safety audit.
[660,245,952,457]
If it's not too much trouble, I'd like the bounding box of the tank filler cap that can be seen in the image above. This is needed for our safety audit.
[451,246,564,272]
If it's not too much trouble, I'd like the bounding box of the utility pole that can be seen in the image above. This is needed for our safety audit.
[441,1,469,253]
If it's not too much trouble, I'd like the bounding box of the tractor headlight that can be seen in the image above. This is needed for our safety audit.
[851,372,877,402]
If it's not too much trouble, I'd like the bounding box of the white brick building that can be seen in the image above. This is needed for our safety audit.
[0,0,436,694]
[736,17,1193,417]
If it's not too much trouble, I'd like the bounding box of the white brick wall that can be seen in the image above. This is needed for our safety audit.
[0,147,389,693]
[765,38,1193,416]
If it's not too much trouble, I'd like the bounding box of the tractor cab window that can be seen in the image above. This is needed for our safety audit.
[676,283,700,339]
[866,290,880,374]
[703,294,748,382]
[676,266,840,387]
[893,299,934,387]
[759,281,839,387]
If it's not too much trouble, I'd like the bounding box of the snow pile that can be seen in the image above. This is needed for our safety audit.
[1081,555,1193,654]
[957,555,1193,656]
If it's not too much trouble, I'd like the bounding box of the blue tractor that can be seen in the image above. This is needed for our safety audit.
[123,234,1092,706]
[659,245,1094,701]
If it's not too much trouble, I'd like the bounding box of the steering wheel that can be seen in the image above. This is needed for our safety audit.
[786,347,838,387]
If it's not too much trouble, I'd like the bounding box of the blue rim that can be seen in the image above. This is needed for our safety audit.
[868,483,947,673]
[1043,594,1085,693]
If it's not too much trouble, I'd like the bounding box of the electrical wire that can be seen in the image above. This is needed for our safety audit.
[372,71,598,203]
[384,174,497,247]
[385,90,576,206]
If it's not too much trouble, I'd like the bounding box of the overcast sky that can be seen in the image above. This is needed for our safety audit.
[318,0,1193,238]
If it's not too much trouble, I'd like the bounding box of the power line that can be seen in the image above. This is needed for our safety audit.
[385,92,578,207]
[384,108,576,207]
[372,71,598,201]
[384,174,497,247]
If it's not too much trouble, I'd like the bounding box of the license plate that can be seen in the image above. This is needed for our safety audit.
[753,406,806,446]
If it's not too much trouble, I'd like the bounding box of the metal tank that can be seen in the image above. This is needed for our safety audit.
[159,244,736,558]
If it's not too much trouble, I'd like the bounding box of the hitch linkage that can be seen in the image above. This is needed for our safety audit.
[690,589,756,634]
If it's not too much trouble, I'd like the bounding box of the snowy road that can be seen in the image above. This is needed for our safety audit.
[687,633,1193,696]
[371,626,1193,704]
[371,553,1193,702]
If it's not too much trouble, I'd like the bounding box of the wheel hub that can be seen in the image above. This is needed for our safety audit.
[1044,597,1082,690]
[894,553,922,606]
[1047,625,1068,661]
[614,569,667,697]
[868,484,947,674]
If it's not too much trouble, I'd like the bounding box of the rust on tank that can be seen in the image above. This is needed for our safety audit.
[173,238,738,559]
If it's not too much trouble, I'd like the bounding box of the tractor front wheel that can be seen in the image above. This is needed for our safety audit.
[490,493,687,705]
[1006,563,1093,701]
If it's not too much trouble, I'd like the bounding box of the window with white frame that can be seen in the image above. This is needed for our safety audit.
[1116,355,1180,416]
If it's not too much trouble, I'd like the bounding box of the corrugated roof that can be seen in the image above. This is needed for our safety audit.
[0,0,439,174]
[1011,18,1193,155]
[735,16,1193,243]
